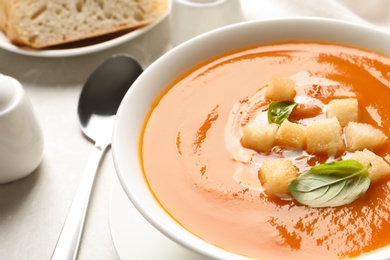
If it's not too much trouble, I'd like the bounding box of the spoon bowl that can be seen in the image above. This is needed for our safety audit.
[78,56,142,143]
[51,54,143,260]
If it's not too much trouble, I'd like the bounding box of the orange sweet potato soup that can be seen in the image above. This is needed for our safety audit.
[141,42,390,259]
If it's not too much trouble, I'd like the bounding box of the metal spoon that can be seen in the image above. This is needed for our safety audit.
[51,54,143,260]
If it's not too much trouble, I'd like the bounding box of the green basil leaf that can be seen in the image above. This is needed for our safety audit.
[288,161,371,208]
[267,101,297,125]
[308,160,368,177]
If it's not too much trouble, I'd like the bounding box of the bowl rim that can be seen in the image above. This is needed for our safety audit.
[112,17,390,260]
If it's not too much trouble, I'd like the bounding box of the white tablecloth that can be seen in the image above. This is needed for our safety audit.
[0,1,389,259]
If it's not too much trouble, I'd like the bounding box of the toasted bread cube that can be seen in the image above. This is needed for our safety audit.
[275,120,306,148]
[306,117,345,154]
[350,149,390,183]
[345,122,387,152]
[326,98,358,127]
[265,75,296,101]
[259,159,298,195]
[241,121,278,153]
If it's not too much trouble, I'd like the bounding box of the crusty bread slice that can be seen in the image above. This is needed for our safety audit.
[0,0,168,49]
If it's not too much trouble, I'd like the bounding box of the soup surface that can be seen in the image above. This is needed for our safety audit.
[141,42,390,259]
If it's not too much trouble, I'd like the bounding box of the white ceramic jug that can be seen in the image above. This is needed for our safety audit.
[0,74,44,183]
[170,0,243,46]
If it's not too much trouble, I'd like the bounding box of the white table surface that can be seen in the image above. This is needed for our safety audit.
[1,1,389,259]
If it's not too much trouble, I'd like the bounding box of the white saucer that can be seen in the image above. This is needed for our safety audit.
[108,178,211,260]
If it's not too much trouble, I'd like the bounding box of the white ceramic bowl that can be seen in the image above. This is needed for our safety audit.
[112,17,390,259]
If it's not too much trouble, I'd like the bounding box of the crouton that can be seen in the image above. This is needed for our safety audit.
[274,120,306,149]
[350,149,390,183]
[306,117,345,154]
[241,121,278,153]
[326,98,358,127]
[259,159,298,195]
[265,75,296,101]
[345,122,387,152]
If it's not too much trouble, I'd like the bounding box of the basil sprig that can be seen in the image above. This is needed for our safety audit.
[288,160,371,208]
[267,101,297,125]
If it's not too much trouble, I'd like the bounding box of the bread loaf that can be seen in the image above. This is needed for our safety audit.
[0,0,167,49]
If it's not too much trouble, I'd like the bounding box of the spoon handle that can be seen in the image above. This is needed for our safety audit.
[51,142,110,260]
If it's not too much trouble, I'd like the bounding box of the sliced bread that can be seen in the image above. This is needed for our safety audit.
[0,0,167,48]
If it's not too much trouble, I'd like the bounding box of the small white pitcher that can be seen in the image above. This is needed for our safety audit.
[170,0,244,46]
[0,74,44,183]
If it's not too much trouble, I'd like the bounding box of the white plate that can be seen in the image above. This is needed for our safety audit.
[109,178,211,260]
[0,11,168,58]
